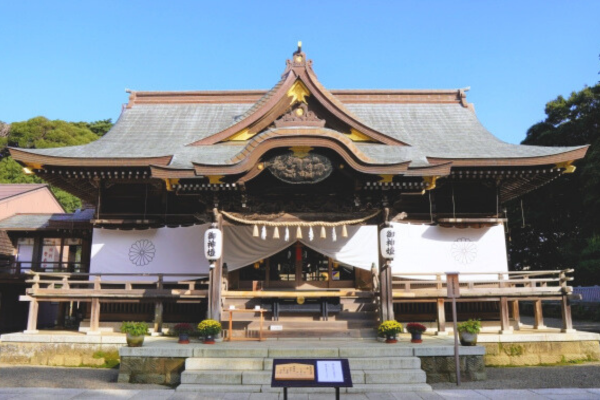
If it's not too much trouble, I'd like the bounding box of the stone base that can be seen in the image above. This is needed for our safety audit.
[119,357,186,385]
[420,355,486,383]
[483,339,600,366]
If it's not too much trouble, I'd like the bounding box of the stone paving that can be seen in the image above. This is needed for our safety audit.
[1,387,600,399]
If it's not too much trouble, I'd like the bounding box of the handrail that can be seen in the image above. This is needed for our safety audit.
[391,269,574,297]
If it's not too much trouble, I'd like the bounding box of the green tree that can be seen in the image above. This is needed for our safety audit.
[0,117,112,212]
[508,83,600,285]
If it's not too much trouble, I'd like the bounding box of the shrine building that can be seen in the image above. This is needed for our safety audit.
[8,45,588,337]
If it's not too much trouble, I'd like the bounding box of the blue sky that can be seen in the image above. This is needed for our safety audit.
[0,1,598,144]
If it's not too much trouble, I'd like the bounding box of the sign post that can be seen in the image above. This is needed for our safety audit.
[446,272,461,386]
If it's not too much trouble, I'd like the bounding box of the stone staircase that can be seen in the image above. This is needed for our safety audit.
[177,345,432,394]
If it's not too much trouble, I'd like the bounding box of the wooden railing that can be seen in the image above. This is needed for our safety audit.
[20,272,210,334]
[391,269,576,334]
[391,269,573,298]
[25,272,210,298]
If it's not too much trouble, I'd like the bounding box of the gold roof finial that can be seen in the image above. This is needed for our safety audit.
[297,41,302,52]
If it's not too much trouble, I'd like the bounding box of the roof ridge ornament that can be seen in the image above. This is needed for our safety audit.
[283,41,313,76]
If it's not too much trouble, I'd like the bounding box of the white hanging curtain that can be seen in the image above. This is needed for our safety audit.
[223,225,378,271]
[299,225,378,271]
[390,223,508,281]
[90,224,212,281]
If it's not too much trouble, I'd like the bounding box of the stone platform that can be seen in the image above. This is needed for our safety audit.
[1,326,599,392]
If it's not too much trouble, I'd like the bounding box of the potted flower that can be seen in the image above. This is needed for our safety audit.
[197,319,222,344]
[172,323,195,344]
[378,320,403,343]
[405,322,427,343]
[457,319,481,346]
[120,321,149,347]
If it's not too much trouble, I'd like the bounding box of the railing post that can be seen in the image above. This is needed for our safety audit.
[509,300,521,330]
[559,269,575,333]
[436,298,447,335]
[88,298,101,335]
[533,299,546,329]
[24,299,39,334]
[499,297,512,334]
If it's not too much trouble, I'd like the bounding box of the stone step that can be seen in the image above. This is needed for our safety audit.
[181,368,426,385]
[347,357,421,370]
[177,383,432,394]
[193,346,415,359]
[261,383,432,394]
[186,357,264,370]
[262,328,377,339]
[186,356,421,371]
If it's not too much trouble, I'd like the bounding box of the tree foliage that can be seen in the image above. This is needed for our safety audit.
[0,117,112,212]
[508,83,600,285]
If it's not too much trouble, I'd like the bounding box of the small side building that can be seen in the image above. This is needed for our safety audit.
[0,184,91,333]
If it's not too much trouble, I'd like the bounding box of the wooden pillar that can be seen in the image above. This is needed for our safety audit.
[533,299,546,329]
[88,298,100,335]
[208,211,224,323]
[499,297,511,334]
[153,301,164,335]
[560,295,575,333]
[25,299,39,334]
[153,275,163,335]
[379,260,394,322]
[436,298,447,335]
[509,300,520,330]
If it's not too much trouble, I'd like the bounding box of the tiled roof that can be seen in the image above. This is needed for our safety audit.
[0,184,48,202]
[0,209,94,231]
[17,99,584,169]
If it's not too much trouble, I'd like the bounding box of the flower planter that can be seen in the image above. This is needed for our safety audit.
[385,335,397,344]
[126,333,145,347]
[459,331,478,346]
[410,331,423,343]
[203,334,216,344]
[178,333,190,344]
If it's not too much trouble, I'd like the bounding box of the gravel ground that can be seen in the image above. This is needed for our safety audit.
[431,362,600,390]
[0,365,169,390]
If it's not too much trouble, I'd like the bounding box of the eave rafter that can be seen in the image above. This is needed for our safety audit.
[426,146,588,168]
[9,148,173,168]
[187,45,407,147]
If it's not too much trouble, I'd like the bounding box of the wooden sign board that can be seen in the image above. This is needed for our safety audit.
[446,273,460,298]
[275,363,315,381]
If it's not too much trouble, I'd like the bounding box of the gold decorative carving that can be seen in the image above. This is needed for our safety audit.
[164,178,179,191]
[226,128,253,141]
[423,176,439,190]
[348,128,375,142]
[208,175,225,184]
[379,175,394,183]
[287,80,311,104]
[555,161,576,174]
[289,146,313,158]
[274,103,325,128]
